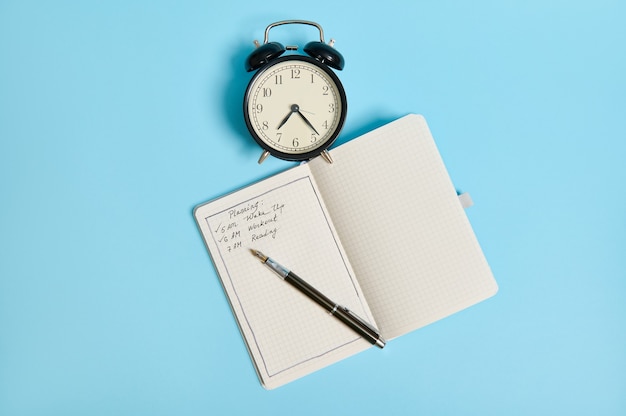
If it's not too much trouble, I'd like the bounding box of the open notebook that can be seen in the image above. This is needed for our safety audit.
[194,114,497,389]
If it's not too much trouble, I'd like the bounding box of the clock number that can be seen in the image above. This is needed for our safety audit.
[276,132,282,142]
[292,137,299,147]
[262,121,269,130]
[274,75,283,85]
[322,86,329,95]
[322,120,329,129]
[291,69,300,79]
[255,104,263,113]
[328,103,335,113]
[311,134,318,143]
[263,88,272,97]
[310,74,315,83]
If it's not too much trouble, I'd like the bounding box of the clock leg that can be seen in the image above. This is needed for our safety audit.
[258,150,270,164]
[320,150,333,164]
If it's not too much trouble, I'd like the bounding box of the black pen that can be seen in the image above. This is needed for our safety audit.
[250,249,386,348]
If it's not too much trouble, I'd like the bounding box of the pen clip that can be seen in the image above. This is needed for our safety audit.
[340,306,380,335]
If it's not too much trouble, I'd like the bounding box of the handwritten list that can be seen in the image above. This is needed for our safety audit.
[210,199,285,254]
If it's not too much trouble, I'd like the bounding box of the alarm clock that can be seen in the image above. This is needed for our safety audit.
[243,20,346,164]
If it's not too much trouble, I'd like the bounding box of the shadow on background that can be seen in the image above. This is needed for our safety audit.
[221,41,256,153]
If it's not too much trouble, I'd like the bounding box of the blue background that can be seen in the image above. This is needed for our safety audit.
[1,1,624,415]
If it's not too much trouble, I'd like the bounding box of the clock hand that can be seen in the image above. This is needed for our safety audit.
[276,110,294,130]
[296,110,320,135]
[276,104,301,130]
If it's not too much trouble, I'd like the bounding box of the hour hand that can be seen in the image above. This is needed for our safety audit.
[277,104,301,130]
[296,110,319,135]
[276,109,293,130]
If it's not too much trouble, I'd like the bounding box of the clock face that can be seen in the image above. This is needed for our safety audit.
[244,55,346,161]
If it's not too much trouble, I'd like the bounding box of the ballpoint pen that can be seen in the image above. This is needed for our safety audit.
[250,249,386,348]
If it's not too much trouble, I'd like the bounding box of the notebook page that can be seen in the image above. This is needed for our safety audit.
[194,164,374,389]
[308,114,497,340]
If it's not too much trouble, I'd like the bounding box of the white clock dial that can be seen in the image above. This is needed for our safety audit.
[244,56,346,160]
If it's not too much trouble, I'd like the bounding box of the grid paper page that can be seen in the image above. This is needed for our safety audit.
[309,114,498,339]
[194,164,374,389]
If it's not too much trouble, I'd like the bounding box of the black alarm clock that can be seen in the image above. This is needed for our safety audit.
[243,20,347,164]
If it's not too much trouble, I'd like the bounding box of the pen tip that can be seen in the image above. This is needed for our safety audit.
[249,249,268,262]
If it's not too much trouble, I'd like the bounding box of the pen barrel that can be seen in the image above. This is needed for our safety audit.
[285,271,336,311]
[285,271,385,348]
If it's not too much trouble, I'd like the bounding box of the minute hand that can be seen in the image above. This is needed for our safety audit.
[297,111,320,135]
